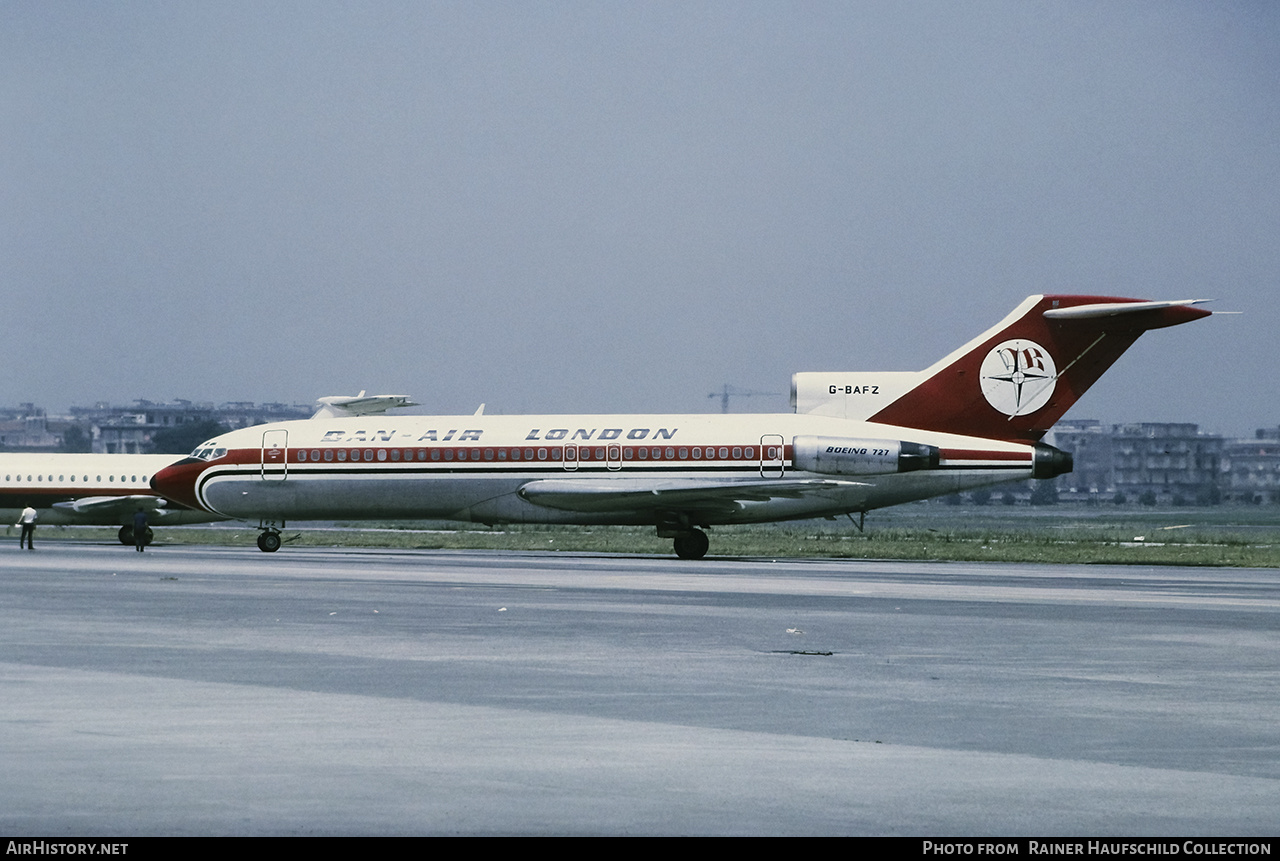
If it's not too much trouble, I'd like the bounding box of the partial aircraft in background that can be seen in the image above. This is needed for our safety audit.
[2,453,226,545]
[152,295,1211,557]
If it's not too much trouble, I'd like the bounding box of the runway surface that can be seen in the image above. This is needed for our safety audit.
[1,541,1277,835]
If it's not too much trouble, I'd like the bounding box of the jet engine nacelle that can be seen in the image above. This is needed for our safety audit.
[793,436,941,476]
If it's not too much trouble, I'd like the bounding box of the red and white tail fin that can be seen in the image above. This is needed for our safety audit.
[871,294,1211,441]
[794,295,1211,442]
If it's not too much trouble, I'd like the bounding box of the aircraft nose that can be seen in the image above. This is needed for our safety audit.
[151,457,208,511]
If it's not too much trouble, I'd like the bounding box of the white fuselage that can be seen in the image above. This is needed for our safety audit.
[169,412,1043,526]
[0,453,222,527]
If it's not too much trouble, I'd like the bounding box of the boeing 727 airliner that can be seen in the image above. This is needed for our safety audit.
[151,295,1212,557]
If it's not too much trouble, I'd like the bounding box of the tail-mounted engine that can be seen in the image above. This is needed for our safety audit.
[1032,443,1073,479]
[793,436,941,476]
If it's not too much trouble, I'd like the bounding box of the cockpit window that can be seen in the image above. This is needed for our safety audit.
[189,444,228,461]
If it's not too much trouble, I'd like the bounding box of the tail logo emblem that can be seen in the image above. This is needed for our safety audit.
[980,339,1057,416]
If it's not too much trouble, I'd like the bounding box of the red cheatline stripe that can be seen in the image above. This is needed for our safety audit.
[239,443,792,465]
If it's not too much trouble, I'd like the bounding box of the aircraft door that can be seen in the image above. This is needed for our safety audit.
[563,444,579,471]
[760,434,784,478]
[262,429,288,481]
[607,444,622,470]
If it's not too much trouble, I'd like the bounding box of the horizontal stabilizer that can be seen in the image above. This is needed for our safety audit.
[312,391,420,419]
[1042,299,1211,322]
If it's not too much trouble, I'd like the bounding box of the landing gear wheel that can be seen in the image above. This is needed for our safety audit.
[257,531,282,553]
[673,528,709,560]
[119,526,153,546]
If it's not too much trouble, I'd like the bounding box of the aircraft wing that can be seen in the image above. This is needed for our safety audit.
[52,495,176,517]
[518,477,868,517]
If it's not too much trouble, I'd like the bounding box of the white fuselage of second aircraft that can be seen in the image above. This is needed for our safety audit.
[0,452,223,529]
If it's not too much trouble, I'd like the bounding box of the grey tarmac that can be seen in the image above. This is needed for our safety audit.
[1,542,1276,836]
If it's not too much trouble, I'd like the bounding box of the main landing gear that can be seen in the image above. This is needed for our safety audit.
[655,525,710,560]
[672,528,710,560]
[118,525,153,547]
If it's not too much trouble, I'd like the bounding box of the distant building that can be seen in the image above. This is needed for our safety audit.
[1110,422,1223,505]
[67,399,313,453]
[1221,428,1280,504]
[1043,420,1225,505]
[0,404,62,451]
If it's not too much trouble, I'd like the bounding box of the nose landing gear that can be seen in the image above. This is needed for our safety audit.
[257,521,283,552]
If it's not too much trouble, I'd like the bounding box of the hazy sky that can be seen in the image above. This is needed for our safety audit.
[3,2,1277,436]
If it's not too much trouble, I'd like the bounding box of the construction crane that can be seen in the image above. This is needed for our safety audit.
[708,384,781,414]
